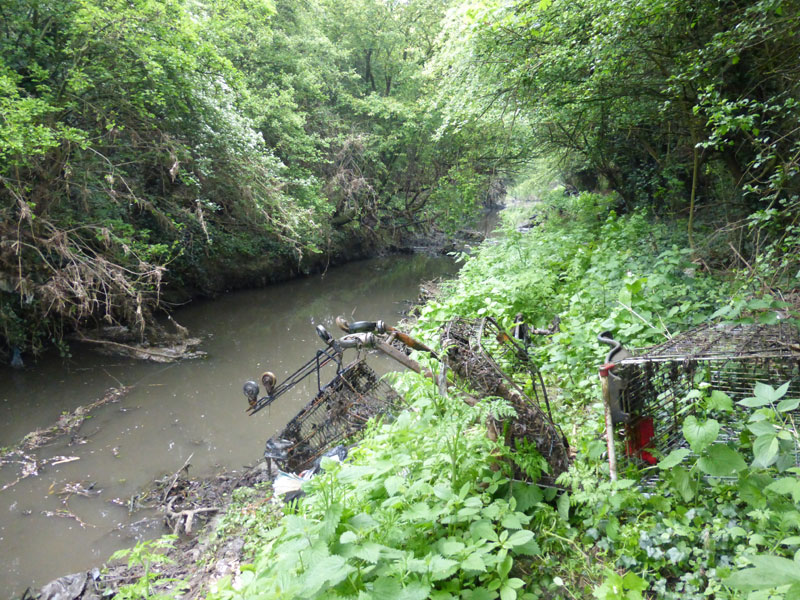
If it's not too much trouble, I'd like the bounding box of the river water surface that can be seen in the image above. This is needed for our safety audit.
[0,253,456,596]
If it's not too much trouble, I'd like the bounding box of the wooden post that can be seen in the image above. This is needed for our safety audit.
[599,363,618,482]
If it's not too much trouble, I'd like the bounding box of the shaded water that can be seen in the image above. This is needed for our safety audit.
[0,253,455,596]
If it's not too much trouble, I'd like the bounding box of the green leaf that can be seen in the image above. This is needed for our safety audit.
[470,520,499,542]
[697,445,746,477]
[749,381,791,405]
[463,588,494,600]
[302,554,352,592]
[766,477,800,502]
[514,537,541,556]
[724,555,800,589]
[593,571,624,600]
[758,311,779,325]
[430,556,459,580]
[373,577,402,600]
[348,512,378,531]
[621,571,649,592]
[739,396,772,408]
[319,503,343,542]
[682,416,719,453]
[501,513,523,530]
[337,465,376,483]
[464,496,483,508]
[385,475,404,496]
[398,581,431,600]
[461,552,487,572]
[405,502,435,521]
[778,397,800,412]
[670,466,696,502]
[557,492,570,520]
[774,381,792,399]
[753,434,780,468]
[507,578,525,590]
[339,531,358,544]
[433,484,453,501]
[353,542,386,563]
[506,530,535,547]
[748,421,776,436]
[499,555,513,578]
[512,483,543,512]
[613,479,637,490]
[658,448,691,470]
[605,517,619,541]
[500,584,517,600]
[458,482,471,500]
[440,539,466,557]
[707,390,733,412]
[738,473,769,508]
[785,583,800,600]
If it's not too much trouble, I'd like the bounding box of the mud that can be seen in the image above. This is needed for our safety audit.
[27,460,275,600]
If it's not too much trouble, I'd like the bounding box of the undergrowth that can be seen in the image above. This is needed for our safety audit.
[203,192,799,599]
[208,384,586,599]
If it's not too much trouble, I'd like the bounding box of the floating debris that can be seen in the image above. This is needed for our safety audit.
[0,387,130,492]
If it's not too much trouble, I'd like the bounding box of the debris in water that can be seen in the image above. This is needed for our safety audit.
[0,388,130,491]
[40,508,95,529]
[55,481,100,498]
[36,569,102,600]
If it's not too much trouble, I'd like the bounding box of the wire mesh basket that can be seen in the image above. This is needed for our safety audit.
[441,317,570,481]
[265,357,404,472]
[615,321,800,468]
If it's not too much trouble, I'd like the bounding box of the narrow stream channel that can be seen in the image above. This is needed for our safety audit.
[0,253,457,596]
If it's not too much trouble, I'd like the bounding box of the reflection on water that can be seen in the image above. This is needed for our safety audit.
[0,253,455,595]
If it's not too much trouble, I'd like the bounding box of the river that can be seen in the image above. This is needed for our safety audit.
[0,253,457,596]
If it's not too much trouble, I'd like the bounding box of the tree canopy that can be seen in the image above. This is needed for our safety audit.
[2,0,798,358]
[433,0,800,242]
[0,0,508,356]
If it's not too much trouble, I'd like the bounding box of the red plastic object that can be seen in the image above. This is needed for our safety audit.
[598,363,616,377]
[627,417,656,465]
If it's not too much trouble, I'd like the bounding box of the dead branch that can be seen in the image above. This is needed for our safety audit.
[41,507,96,528]
[162,453,194,503]
[165,497,220,536]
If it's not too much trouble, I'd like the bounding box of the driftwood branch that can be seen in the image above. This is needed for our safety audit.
[162,453,194,503]
[165,497,220,535]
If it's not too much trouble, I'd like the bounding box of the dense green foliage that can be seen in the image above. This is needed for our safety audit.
[0,0,507,357]
[109,536,185,600]
[435,0,800,209]
[5,0,800,592]
[205,194,799,599]
[3,0,799,358]
[210,392,550,599]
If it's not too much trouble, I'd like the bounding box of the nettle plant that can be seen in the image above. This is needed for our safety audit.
[208,374,565,600]
[109,535,186,600]
[566,381,800,600]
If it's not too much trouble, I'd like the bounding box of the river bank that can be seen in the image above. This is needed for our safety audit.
[4,216,492,369]
[167,194,797,600]
[1,252,459,597]
[27,459,277,600]
[19,194,800,600]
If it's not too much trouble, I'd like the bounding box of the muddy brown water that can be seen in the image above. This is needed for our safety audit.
[0,254,457,596]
